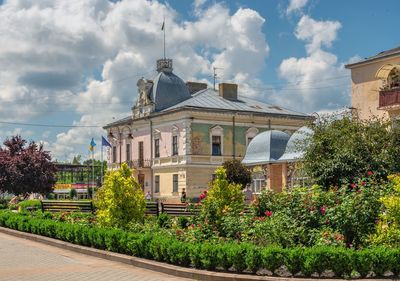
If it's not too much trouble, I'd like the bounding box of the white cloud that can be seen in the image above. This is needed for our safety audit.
[286,0,309,15]
[0,0,269,160]
[295,15,342,54]
[271,15,349,113]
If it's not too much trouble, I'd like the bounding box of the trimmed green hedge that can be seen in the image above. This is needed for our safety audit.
[1,210,400,278]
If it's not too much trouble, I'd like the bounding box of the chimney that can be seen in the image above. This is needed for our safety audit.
[219,83,238,100]
[186,81,208,95]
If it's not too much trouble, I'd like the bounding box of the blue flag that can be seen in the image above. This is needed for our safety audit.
[89,138,96,151]
[102,136,111,147]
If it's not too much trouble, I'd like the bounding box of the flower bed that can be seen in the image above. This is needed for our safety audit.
[1,210,400,279]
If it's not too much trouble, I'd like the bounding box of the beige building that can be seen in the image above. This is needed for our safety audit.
[345,46,400,120]
[104,58,310,201]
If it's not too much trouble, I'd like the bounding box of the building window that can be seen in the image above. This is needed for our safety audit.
[126,143,131,162]
[246,127,259,147]
[154,175,160,193]
[138,141,144,167]
[112,146,117,163]
[172,174,178,193]
[212,136,221,156]
[154,139,160,158]
[172,135,178,156]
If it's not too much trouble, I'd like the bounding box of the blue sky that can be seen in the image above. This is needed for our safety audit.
[0,0,399,161]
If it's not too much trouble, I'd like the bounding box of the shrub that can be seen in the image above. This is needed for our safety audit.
[18,199,41,212]
[69,188,77,199]
[222,159,251,189]
[1,210,400,278]
[157,213,171,228]
[94,163,145,228]
[201,167,244,229]
[302,114,400,188]
[177,216,189,229]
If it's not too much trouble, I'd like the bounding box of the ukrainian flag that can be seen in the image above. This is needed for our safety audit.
[89,138,96,151]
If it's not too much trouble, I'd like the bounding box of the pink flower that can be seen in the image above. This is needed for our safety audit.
[265,211,273,217]
[357,189,361,193]
[239,211,244,215]
[259,217,265,222]
[320,207,326,215]
[361,181,366,186]
[367,171,373,176]
[350,183,357,189]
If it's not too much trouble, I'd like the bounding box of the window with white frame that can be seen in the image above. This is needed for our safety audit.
[154,139,160,158]
[171,126,179,156]
[172,135,178,155]
[172,174,178,193]
[112,146,117,163]
[154,175,160,193]
[126,143,131,162]
[210,125,223,156]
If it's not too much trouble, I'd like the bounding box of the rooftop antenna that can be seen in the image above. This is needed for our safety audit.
[213,67,223,90]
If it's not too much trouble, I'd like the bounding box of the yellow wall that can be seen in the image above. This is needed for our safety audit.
[350,56,400,120]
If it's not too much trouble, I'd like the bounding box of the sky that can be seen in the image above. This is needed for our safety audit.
[0,0,399,162]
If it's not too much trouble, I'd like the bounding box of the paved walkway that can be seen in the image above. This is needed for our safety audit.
[0,232,194,281]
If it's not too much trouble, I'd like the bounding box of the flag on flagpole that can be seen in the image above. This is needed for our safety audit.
[102,136,112,147]
[89,138,96,151]
[161,20,165,31]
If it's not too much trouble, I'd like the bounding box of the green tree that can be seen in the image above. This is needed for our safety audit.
[201,167,244,228]
[94,163,145,228]
[222,159,252,189]
[302,114,400,188]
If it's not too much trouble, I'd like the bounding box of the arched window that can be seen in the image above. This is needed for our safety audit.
[246,127,259,147]
[376,64,400,90]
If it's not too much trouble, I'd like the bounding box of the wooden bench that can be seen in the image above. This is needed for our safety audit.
[41,200,94,213]
[161,203,201,216]
[145,202,159,216]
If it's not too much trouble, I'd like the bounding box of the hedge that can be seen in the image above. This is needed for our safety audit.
[1,210,400,278]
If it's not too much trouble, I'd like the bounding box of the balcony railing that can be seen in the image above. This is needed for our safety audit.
[128,159,152,169]
[379,88,400,109]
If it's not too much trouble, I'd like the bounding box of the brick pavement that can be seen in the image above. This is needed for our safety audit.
[0,232,194,281]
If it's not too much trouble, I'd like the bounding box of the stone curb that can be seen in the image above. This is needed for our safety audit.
[0,227,393,281]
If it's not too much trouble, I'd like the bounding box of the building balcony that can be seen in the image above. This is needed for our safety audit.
[379,88,400,110]
[128,159,152,169]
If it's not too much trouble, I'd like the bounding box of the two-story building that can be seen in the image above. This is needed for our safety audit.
[103,58,310,201]
[345,46,400,121]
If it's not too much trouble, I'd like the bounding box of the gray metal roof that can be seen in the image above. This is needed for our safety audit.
[242,130,290,165]
[278,126,313,162]
[163,88,308,117]
[345,46,400,68]
[151,71,191,111]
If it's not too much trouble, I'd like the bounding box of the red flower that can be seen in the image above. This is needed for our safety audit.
[259,216,265,221]
[367,171,373,176]
[320,207,326,215]
[265,210,273,217]
[357,189,361,193]
[350,183,357,189]
[361,181,366,186]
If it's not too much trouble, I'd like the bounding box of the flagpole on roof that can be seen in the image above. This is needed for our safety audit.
[162,16,166,59]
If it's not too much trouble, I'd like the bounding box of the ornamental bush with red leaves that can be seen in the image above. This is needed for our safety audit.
[0,135,56,195]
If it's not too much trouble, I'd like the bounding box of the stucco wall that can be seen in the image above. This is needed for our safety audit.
[351,57,400,120]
